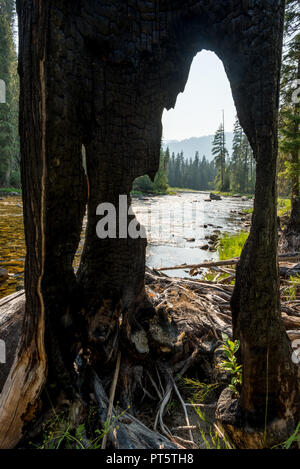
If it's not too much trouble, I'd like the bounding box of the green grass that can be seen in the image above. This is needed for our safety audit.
[36,421,105,449]
[33,406,126,449]
[212,191,254,198]
[169,187,202,193]
[284,275,300,301]
[131,188,173,196]
[131,190,144,196]
[218,231,249,260]
[178,377,233,449]
[290,274,300,285]
[219,334,242,397]
[242,198,291,217]
[202,271,232,282]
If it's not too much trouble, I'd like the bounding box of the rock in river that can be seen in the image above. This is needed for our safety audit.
[210,193,222,200]
[0,268,9,284]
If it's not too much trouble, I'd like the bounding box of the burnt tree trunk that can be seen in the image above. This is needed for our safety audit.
[284,55,300,251]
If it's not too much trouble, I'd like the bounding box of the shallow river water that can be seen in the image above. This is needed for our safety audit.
[0,192,252,298]
[133,192,252,276]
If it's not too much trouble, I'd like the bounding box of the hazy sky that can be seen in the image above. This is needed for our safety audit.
[162,50,237,141]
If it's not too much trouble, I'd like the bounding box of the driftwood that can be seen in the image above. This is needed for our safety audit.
[92,370,178,449]
[0,290,180,450]
[0,268,9,285]
[279,263,300,278]
[0,291,26,394]
[157,252,300,272]
[101,351,121,449]
[145,267,300,343]
[0,290,46,449]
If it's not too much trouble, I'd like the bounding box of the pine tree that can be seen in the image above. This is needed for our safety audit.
[168,151,176,187]
[0,0,19,187]
[212,123,228,191]
[166,150,217,190]
[153,147,169,193]
[230,115,255,193]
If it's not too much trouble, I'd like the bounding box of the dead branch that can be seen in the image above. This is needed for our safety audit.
[101,351,121,449]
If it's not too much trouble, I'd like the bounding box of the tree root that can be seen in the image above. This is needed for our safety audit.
[91,370,178,449]
[1,267,300,448]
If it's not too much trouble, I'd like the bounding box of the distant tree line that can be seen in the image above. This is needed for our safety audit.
[0,0,297,207]
[133,119,256,195]
[277,0,299,230]
[132,147,170,194]
[133,146,217,193]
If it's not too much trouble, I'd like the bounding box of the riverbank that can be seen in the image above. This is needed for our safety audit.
[213,196,292,259]
[1,194,299,450]
[210,197,291,264]
[0,187,21,197]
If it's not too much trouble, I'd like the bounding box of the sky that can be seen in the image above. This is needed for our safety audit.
[162,50,237,141]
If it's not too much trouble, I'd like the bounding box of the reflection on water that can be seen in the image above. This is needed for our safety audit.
[0,192,252,298]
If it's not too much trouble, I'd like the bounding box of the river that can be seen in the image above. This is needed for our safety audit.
[0,192,252,298]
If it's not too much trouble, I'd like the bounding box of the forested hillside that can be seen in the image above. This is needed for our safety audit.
[1,0,300,453]
[278,0,300,248]
[134,119,255,194]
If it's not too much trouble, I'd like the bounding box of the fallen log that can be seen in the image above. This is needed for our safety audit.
[1,270,300,449]
[279,264,300,278]
[0,268,9,285]
[0,290,47,449]
[0,291,25,393]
